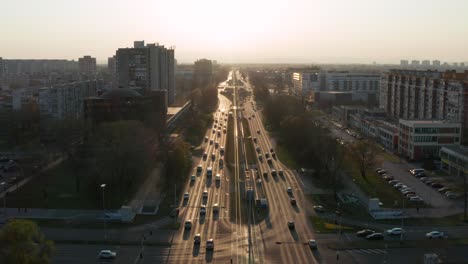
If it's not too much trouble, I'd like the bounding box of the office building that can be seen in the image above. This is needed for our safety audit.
[116,40,175,105]
[292,71,320,96]
[398,119,461,161]
[380,69,468,128]
[439,146,468,177]
[78,56,97,75]
[38,80,101,120]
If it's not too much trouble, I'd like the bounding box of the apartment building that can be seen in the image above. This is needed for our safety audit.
[116,40,175,105]
[78,56,97,76]
[0,57,5,77]
[380,70,468,128]
[38,80,101,120]
[398,119,461,161]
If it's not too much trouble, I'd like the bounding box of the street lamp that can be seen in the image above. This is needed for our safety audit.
[100,184,107,241]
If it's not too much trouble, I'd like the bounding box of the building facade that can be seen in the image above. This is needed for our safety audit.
[398,119,461,161]
[78,56,97,75]
[439,146,468,177]
[38,80,101,120]
[292,71,320,96]
[0,57,5,77]
[116,41,175,105]
[380,70,468,128]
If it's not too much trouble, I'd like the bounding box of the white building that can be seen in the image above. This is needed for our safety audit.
[38,80,101,120]
[292,71,320,96]
[116,40,175,105]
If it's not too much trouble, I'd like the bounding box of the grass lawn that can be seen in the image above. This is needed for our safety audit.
[307,194,373,221]
[7,161,126,210]
[310,216,356,233]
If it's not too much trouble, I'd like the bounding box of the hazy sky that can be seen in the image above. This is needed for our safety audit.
[2,0,468,64]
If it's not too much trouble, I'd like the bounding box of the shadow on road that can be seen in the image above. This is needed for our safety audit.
[273,176,279,183]
[290,229,299,241]
[183,229,191,240]
[206,179,212,188]
[192,244,200,257]
[280,174,286,181]
[205,250,214,263]
[265,215,273,229]
[293,205,300,213]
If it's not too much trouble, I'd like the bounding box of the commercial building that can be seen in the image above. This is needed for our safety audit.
[38,80,102,120]
[116,40,175,105]
[78,56,97,75]
[380,70,468,128]
[398,119,461,161]
[439,146,468,177]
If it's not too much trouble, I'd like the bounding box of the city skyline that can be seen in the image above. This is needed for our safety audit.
[3,0,468,64]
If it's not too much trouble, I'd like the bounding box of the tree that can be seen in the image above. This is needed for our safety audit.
[165,138,191,192]
[350,140,377,180]
[0,219,55,264]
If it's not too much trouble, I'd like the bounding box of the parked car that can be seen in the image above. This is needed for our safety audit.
[356,229,375,237]
[383,175,394,181]
[414,172,426,178]
[426,231,445,239]
[410,168,425,176]
[409,196,423,202]
[388,180,399,185]
[386,228,404,236]
[313,205,325,213]
[446,192,462,199]
[366,233,384,240]
[438,187,451,193]
[377,170,388,175]
[375,168,384,173]
[431,183,444,189]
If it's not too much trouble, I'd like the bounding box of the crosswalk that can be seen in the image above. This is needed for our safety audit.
[345,248,387,254]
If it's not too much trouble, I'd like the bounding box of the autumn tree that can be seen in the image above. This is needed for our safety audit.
[0,219,55,264]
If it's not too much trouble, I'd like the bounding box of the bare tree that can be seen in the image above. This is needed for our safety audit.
[350,140,377,180]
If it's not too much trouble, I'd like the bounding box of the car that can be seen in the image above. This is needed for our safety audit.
[366,233,384,240]
[263,172,268,177]
[278,170,284,176]
[203,152,208,159]
[265,152,270,158]
[313,205,325,212]
[287,221,295,229]
[183,192,190,200]
[213,203,219,213]
[204,136,209,142]
[219,158,224,165]
[267,158,273,164]
[308,239,317,249]
[215,141,219,148]
[400,187,412,193]
[271,153,276,158]
[206,239,214,250]
[414,172,426,178]
[258,154,263,160]
[388,180,399,185]
[220,147,225,154]
[211,153,216,160]
[194,233,201,244]
[425,180,434,185]
[257,130,260,134]
[375,168,384,173]
[446,192,462,199]
[290,198,296,205]
[386,227,404,235]
[190,175,196,182]
[409,196,423,202]
[185,220,192,229]
[438,187,451,193]
[383,175,394,181]
[377,170,388,175]
[200,205,206,215]
[207,167,213,177]
[431,183,444,188]
[393,183,404,188]
[271,169,277,176]
[202,190,208,198]
[209,139,214,144]
[426,231,445,239]
[410,168,425,175]
[356,229,375,237]
[197,165,203,172]
[270,148,274,153]
[253,137,257,143]
[287,187,293,194]
[256,147,261,153]
[98,250,117,259]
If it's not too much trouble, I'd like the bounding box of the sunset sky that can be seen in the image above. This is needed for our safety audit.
[2,0,468,64]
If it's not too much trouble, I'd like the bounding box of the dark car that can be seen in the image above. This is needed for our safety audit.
[290,198,297,206]
[288,221,295,230]
[366,233,384,240]
[414,172,426,178]
[356,229,375,237]
[431,183,444,189]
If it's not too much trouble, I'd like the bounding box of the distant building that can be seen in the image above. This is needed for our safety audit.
[380,69,468,128]
[38,80,102,120]
[78,56,97,75]
[12,87,39,110]
[116,40,175,105]
[107,55,116,87]
[322,71,380,92]
[398,119,461,161]
[0,57,5,77]
[421,60,430,66]
[400,60,409,66]
[411,60,420,67]
[292,71,320,96]
[439,146,468,177]
[432,60,441,67]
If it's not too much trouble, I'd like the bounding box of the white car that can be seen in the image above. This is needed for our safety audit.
[386,227,404,235]
[426,231,445,239]
[308,239,317,249]
[98,250,117,259]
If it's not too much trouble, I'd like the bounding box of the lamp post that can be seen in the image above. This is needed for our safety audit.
[100,184,107,241]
